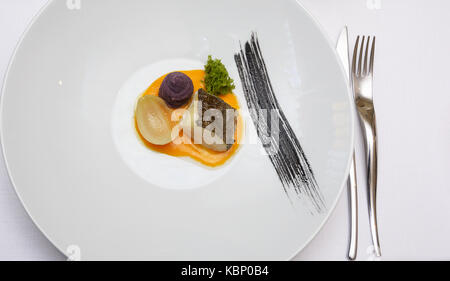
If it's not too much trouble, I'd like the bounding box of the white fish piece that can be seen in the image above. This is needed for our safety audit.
[179,89,237,152]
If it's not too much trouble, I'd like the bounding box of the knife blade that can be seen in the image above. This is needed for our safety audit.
[337,27,350,80]
[336,26,358,261]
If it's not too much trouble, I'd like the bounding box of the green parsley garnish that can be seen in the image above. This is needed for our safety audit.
[203,55,235,96]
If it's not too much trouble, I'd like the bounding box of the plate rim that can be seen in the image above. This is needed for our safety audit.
[0,0,67,259]
[284,1,356,259]
[0,0,355,260]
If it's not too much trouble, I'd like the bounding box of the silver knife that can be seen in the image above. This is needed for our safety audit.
[336,26,358,260]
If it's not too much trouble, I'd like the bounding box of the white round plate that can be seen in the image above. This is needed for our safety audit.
[1,0,353,260]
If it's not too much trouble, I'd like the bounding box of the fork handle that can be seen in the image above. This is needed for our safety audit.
[361,113,381,257]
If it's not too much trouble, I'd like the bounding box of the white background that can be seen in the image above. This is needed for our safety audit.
[0,0,449,261]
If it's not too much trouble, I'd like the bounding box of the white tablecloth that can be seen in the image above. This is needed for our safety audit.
[1,0,449,261]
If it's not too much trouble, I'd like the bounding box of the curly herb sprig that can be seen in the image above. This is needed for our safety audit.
[203,55,235,96]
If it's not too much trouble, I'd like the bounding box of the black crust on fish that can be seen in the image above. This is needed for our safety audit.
[197,89,237,150]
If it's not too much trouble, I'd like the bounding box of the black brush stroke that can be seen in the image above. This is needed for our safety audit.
[234,32,326,213]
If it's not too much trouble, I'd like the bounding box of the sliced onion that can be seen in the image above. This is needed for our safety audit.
[135,95,173,145]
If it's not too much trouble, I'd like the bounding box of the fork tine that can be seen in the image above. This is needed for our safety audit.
[352,36,360,76]
[358,36,365,77]
[363,36,370,76]
[369,36,376,75]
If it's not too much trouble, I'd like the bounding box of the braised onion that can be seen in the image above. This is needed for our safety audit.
[135,95,173,145]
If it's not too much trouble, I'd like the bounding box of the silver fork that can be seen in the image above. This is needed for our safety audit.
[352,36,381,257]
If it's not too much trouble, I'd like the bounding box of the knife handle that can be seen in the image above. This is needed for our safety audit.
[347,152,358,260]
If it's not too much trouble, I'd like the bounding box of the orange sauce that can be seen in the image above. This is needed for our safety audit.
[135,70,243,167]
